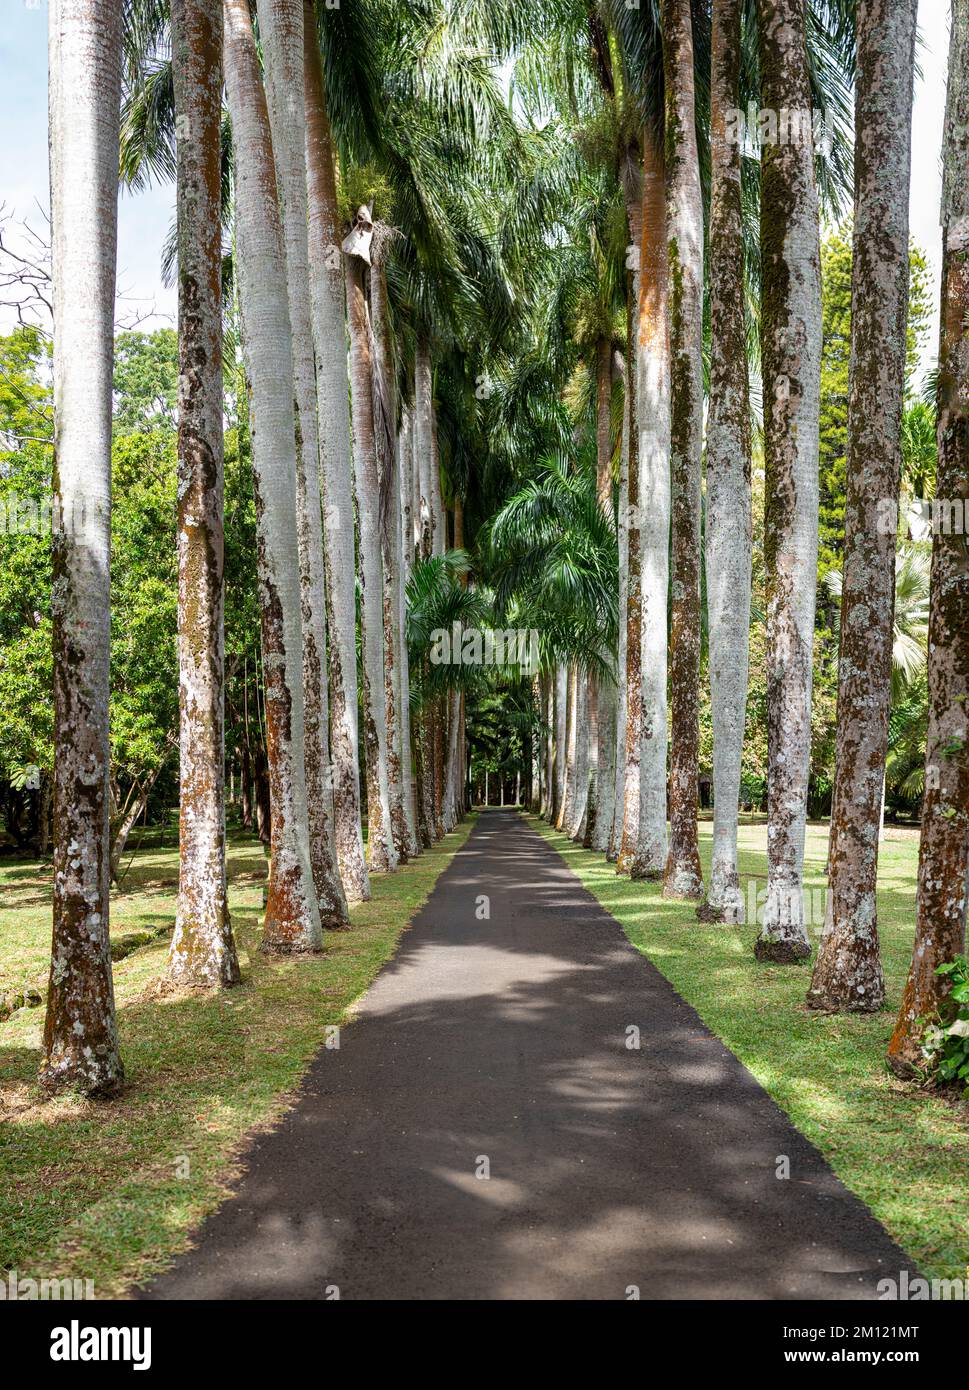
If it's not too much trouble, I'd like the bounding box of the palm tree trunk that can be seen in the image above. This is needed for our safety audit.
[442,687,462,831]
[369,237,409,862]
[703,0,753,924]
[166,0,240,988]
[662,0,704,900]
[223,0,322,953]
[397,408,420,854]
[808,0,918,1010]
[303,5,369,902]
[610,333,631,862]
[888,1,969,1071]
[344,251,398,875]
[259,0,347,928]
[42,0,124,1095]
[567,671,589,839]
[559,663,576,831]
[554,661,568,825]
[632,121,671,881]
[414,339,443,840]
[616,263,642,874]
[754,0,823,961]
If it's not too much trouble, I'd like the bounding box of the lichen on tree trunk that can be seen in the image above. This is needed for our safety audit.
[632,121,671,882]
[754,0,822,963]
[303,2,370,904]
[808,0,918,1011]
[661,0,704,902]
[167,0,241,989]
[43,0,125,1094]
[888,0,969,1071]
[703,0,753,925]
[224,0,322,954]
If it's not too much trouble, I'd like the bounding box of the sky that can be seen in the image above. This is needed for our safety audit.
[0,0,954,371]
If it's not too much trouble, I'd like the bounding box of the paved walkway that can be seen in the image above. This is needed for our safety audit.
[139,809,911,1300]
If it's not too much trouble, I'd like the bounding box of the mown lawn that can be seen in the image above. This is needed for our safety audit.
[533,814,969,1284]
[0,818,473,1298]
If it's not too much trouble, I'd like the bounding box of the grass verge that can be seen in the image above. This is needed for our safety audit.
[532,814,969,1284]
[0,818,473,1298]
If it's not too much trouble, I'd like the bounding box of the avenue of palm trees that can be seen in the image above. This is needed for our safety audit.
[41,0,967,1112]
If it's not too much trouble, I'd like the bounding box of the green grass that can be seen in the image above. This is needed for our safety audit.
[532,814,969,1283]
[0,819,473,1298]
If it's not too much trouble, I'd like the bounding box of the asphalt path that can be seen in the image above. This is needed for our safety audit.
[138,808,911,1300]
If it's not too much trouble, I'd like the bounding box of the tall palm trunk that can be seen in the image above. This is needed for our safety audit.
[703,0,753,924]
[223,0,321,952]
[414,339,442,840]
[370,237,410,861]
[442,687,462,831]
[569,675,590,841]
[662,0,704,899]
[302,4,369,902]
[344,242,398,875]
[259,0,347,928]
[617,280,643,873]
[42,0,124,1094]
[554,661,568,824]
[558,663,575,831]
[633,121,671,881]
[397,408,420,854]
[754,0,822,961]
[610,327,632,861]
[888,1,969,1072]
[166,0,240,989]
[591,337,615,851]
[808,0,918,1009]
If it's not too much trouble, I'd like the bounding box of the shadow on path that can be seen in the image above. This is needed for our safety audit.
[138,810,911,1301]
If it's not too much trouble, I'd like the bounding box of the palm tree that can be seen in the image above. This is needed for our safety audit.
[302,1,370,903]
[702,0,752,925]
[370,226,412,861]
[808,0,919,1012]
[257,0,348,929]
[223,0,322,952]
[41,0,125,1095]
[165,0,240,989]
[344,207,398,875]
[257,2,347,934]
[888,0,969,1073]
[632,117,671,882]
[661,0,704,902]
[754,0,823,962]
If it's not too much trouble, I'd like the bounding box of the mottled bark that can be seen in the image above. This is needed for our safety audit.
[397,408,420,854]
[617,268,643,873]
[662,0,704,899]
[755,0,822,961]
[303,6,369,902]
[808,0,917,1010]
[369,239,409,861]
[167,0,240,989]
[567,671,589,841]
[633,122,671,880]
[558,664,576,832]
[888,2,969,1071]
[42,0,124,1095]
[550,662,566,825]
[344,252,398,874]
[610,332,631,861]
[591,339,616,852]
[703,0,753,924]
[442,687,462,831]
[259,0,347,928]
[224,0,322,953]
